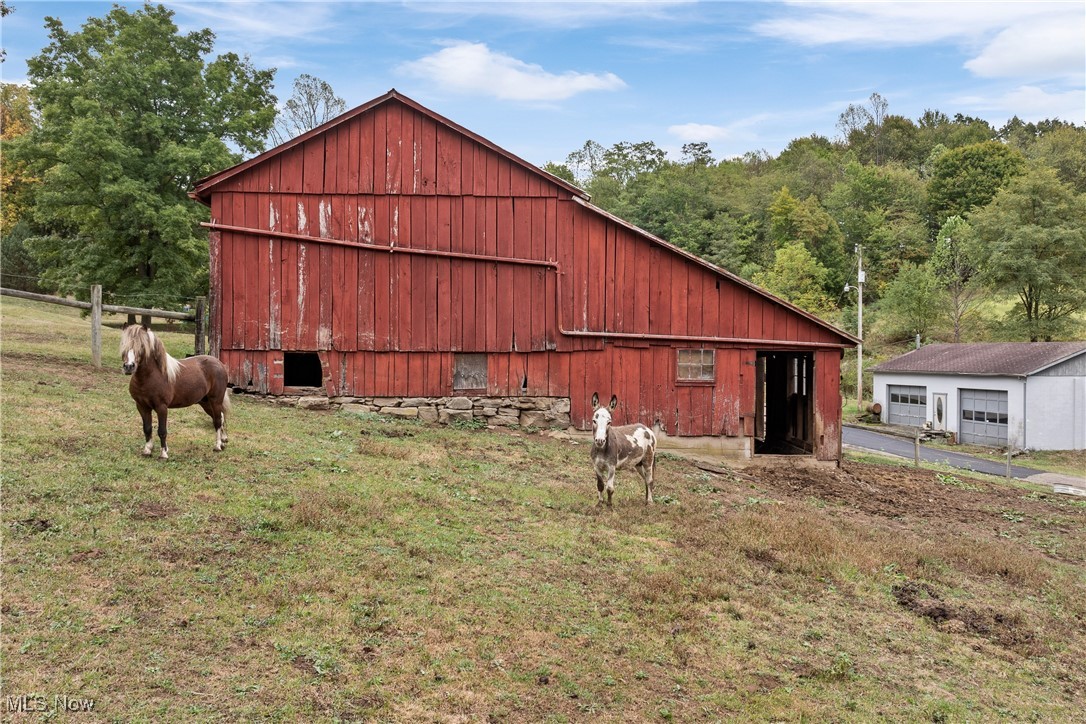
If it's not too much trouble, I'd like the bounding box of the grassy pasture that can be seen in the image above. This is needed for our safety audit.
[2,297,1085,722]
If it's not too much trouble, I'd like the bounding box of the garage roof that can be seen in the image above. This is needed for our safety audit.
[873,342,1086,376]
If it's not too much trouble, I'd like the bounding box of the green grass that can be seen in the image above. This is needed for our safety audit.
[4,297,1086,721]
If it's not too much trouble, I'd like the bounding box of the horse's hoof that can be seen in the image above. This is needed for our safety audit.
[159,452,169,460]
[214,444,223,452]
[142,449,153,457]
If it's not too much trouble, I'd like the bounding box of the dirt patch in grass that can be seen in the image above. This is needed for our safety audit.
[130,501,178,520]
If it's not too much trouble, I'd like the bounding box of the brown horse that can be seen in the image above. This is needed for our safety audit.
[120,324,230,459]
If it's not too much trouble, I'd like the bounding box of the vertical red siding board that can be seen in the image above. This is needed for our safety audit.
[460,197,477,350]
[528,198,545,349]
[638,348,654,423]
[739,348,756,437]
[488,352,506,396]
[671,257,688,336]
[317,199,333,350]
[482,200,498,351]
[497,198,514,350]
[460,139,475,196]
[548,350,569,398]
[408,353,425,396]
[621,348,639,426]
[472,143,487,196]
[409,200,426,349]
[373,197,391,350]
[685,267,702,337]
[331,243,346,350]
[359,111,374,194]
[254,195,271,349]
[703,275,719,338]
[437,198,452,351]
[654,347,672,434]
[587,215,604,333]
[247,197,264,349]
[436,124,459,195]
[486,151,499,196]
[512,198,531,350]
[280,146,302,194]
[324,126,339,194]
[220,228,235,350]
[544,198,557,348]
[395,199,413,350]
[385,104,401,195]
[303,139,324,195]
[265,155,281,194]
[497,158,511,196]
[510,163,528,196]
[569,352,587,428]
[420,113,438,195]
[279,200,296,350]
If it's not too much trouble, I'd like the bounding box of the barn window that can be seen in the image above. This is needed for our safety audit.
[453,354,488,391]
[677,349,715,382]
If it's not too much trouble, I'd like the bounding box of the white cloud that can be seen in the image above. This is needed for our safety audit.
[668,122,734,143]
[406,1,694,27]
[958,85,1086,123]
[753,1,1084,82]
[170,1,339,44]
[398,42,626,102]
[965,18,1085,80]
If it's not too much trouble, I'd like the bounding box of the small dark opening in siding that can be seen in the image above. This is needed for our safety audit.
[284,352,323,387]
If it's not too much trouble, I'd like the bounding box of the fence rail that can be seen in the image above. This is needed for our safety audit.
[1,285,206,367]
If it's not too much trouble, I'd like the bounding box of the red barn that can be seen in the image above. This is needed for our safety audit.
[191,90,858,461]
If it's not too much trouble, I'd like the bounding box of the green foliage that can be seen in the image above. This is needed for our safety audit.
[13,4,276,307]
[970,167,1086,341]
[767,187,847,295]
[1,220,46,292]
[752,242,836,317]
[930,216,984,342]
[926,141,1026,229]
[1,82,38,236]
[876,262,944,339]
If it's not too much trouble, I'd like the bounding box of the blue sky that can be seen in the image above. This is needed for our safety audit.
[3,1,1084,166]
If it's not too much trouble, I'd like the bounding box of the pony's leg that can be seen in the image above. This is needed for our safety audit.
[200,400,224,452]
[641,450,656,504]
[605,472,616,507]
[156,406,169,460]
[138,404,154,457]
[596,473,606,506]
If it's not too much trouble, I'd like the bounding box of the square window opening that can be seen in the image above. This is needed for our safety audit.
[677,349,715,382]
[454,354,488,391]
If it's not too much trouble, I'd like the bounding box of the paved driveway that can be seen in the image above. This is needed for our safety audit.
[842,425,1046,479]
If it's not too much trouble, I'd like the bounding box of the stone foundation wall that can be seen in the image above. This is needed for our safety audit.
[291,394,573,429]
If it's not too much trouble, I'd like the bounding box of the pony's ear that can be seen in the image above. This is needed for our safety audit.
[591,392,599,408]
[141,321,151,330]
[609,395,618,410]
[122,322,130,330]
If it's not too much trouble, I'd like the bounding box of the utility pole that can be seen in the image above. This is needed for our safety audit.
[857,245,864,411]
[844,244,864,411]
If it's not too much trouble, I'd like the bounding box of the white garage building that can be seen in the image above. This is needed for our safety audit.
[871,342,1086,451]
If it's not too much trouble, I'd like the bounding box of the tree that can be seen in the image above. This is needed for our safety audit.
[970,167,1086,341]
[752,242,836,317]
[1,82,37,236]
[926,141,1025,230]
[877,262,944,341]
[836,92,889,164]
[767,187,848,295]
[270,73,346,145]
[930,216,984,342]
[14,4,276,307]
[541,161,576,185]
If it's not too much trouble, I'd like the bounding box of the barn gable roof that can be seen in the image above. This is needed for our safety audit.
[873,342,1086,377]
[191,89,858,347]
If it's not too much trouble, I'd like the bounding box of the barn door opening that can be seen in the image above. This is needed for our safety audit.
[283,352,323,389]
[755,351,814,455]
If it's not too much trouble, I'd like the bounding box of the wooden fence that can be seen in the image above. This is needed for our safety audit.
[1,285,206,367]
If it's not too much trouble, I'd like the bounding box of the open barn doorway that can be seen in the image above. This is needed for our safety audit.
[754,351,814,455]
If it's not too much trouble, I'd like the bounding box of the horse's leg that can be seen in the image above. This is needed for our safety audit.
[200,400,224,452]
[155,405,169,460]
[138,403,153,457]
[605,470,616,508]
[596,472,606,506]
[641,449,656,504]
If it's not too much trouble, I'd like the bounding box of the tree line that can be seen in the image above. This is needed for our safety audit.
[3,4,1085,361]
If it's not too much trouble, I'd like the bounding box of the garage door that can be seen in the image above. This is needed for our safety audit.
[888,385,927,427]
[959,389,1008,447]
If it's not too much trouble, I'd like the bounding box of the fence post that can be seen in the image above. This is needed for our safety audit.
[194,296,206,355]
[91,284,102,368]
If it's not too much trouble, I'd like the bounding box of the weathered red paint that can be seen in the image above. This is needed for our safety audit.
[192,90,857,455]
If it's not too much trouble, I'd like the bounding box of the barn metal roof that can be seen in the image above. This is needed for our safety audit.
[872,342,1086,377]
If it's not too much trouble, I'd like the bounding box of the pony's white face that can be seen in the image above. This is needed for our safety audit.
[120,326,153,375]
[592,406,612,448]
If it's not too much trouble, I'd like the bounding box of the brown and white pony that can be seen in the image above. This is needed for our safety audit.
[120,324,230,459]
[590,393,657,507]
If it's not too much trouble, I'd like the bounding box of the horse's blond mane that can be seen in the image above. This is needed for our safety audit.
[120,326,181,383]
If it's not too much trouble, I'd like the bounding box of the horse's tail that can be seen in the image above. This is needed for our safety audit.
[222,388,232,412]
